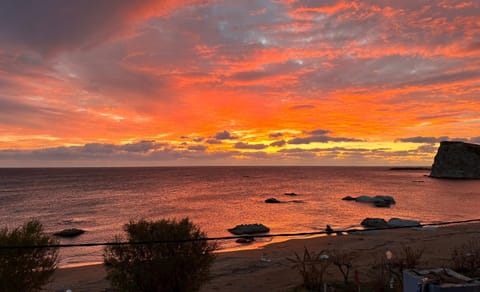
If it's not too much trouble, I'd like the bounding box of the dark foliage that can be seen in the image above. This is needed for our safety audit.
[104,218,217,292]
[288,247,331,291]
[330,249,356,288]
[451,238,480,277]
[0,220,59,292]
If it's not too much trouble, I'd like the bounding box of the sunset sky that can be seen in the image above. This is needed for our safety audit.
[0,0,479,166]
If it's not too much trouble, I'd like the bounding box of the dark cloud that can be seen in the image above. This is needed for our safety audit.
[470,137,480,144]
[269,132,283,138]
[187,145,207,151]
[215,130,237,140]
[399,69,480,88]
[206,139,222,144]
[81,143,116,154]
[395,136,478,143]
[229,61,303,82]
[416,144,437,153]
[396,136,449,143]
[288,135,362,144]
[0,0,174,55]
[0,96,68,128]
[270,140,286,147]
[120,140,162,153]
[234,142,267,150]
[0,0,139,54]
[309,129,331,135]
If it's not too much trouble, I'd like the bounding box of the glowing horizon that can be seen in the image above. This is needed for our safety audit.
[0,0,479,166]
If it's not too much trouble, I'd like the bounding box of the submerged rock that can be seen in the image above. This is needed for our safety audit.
[373,196,396,207]
[355,195,377,203]
[265,197,281,203]
[289,200,305,203]
[344,195,396,207]
[53,228,85,238]
[284,192,298,196]
[430,141,480,179]
[360,217,421,229]
[361,218,389,228]
[388,218,421,227]
[374,201,391,208]
[228,224,270,235]
[236,236,255,244]
[373,195,396,205]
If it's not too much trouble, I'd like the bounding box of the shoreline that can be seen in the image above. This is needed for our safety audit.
[45,222,480,291]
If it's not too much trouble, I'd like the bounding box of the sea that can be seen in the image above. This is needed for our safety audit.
[1,166,479,267]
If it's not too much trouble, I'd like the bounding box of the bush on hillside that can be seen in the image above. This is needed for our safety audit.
[0,220,59,292]
[104,218,217,292]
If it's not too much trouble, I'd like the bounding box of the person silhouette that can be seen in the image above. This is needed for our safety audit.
[326,225,334,235]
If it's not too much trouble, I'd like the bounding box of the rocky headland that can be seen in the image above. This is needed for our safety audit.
[430,141,480,179]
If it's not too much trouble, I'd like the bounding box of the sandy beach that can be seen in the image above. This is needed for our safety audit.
[44,222,480,291]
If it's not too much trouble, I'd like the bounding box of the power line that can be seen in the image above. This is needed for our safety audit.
[1,218,479,250]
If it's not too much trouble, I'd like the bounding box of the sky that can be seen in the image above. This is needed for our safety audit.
[0,0,479,166]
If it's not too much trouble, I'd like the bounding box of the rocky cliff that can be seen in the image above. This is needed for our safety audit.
[430,141,480,178]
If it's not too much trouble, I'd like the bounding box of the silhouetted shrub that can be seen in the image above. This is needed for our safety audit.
[399,245,424,270]
[451,238,480,277]
[0,220,59,292]
[104,218,217,292]
[330,249,356,288]
[288,247,331,290]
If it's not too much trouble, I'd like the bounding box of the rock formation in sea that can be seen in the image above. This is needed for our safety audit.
[430,141,480,179]
[361,218,389,228]
[228,224,270,235]
[342,195,396,207]
[53,228,85,237]
[265,197,281,203]
[360,217,420,229]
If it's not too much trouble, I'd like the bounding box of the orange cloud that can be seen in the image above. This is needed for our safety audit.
[0,0,479,165]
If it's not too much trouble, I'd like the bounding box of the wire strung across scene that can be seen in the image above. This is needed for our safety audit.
[1,218,479,250]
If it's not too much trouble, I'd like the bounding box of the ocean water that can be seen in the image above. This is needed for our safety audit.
[0,166,479,267]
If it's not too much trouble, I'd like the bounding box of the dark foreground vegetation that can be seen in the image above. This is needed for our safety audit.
[289,241,480,291]
[0,220,58,292]
[104,217,217,292]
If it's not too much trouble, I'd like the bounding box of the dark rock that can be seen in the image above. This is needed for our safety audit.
[289,200,305,203]
[53,228,85,238]
[373,195,395,204]
[388,218,421,227]
[265,197,281,203]
[430,141,480,179]
[228,224,270,235]
[361,218,389,228]
[353,195,395,207]
[374,200,391,208]
[355,195,377,203]
[361,217,421,229]
[236,237,255,244]
[284,192,298,196]
[342,196,356,201]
